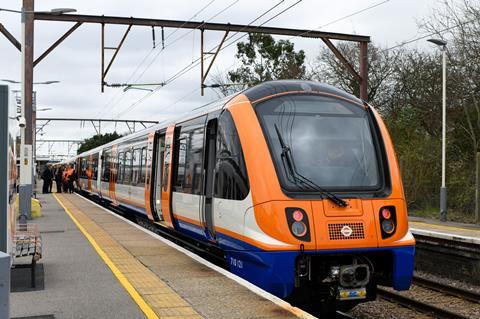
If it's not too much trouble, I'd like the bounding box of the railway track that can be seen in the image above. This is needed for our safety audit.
[335,311,357,319]
[377,285,476,319]
[412,275,480,303]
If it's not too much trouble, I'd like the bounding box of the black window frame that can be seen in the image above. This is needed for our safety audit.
[140,147,147,184]
[102,151,111,182]
[173,116,206,195]
[117,152,125,183]
[124,150,133,184]
[91,153,99,180]
[213,110,250,201]
[132,148,142,186]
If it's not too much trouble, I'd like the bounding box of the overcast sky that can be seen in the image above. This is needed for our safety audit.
[0,0,446,158]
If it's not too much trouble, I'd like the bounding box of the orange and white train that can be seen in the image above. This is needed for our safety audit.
[71,80,415,311]
[2,87,18,264]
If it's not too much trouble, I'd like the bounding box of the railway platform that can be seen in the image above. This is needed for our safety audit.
[409,216,480,244]
[11,192,313,319]
[409,216,480,286]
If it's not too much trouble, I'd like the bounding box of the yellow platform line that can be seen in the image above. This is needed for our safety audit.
[410,221,480,233]
[53,193,159,319]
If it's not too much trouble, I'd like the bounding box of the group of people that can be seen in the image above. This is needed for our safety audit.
[41,164,78,194]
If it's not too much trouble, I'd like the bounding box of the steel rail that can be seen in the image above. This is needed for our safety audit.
[335,311,358,319]
[377,287,471,319]
[413,275,480,304]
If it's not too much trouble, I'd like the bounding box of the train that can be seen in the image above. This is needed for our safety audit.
[1,86,18,264]
[67,80,415,312]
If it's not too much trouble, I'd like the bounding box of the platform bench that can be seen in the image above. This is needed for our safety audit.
[14,224,43,288]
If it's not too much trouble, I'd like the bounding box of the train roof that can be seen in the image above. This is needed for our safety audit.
[72,80,363,159]
[72,92,240,158]
[242,80,363,105]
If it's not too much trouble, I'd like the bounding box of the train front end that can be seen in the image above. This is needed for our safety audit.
[226,81,415,310]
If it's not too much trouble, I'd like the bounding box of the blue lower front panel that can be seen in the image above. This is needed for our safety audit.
[221,236,415,299]
[391,245,415,290]
[116,214,415,298]
[226,249,298,298]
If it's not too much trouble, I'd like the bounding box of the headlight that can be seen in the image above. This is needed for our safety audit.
[381,219,395,234]
[291,221,307,237]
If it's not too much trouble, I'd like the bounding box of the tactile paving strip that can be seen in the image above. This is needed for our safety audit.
[54,194,203,319]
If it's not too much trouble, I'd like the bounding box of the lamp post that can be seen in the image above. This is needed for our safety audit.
[1,77,59,219]
[428,38,448,222]
[0,2,75,223]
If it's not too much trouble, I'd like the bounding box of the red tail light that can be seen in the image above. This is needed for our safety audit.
[381,208,391,219]
[292,209,304,221]
[379,206,396,239]
[285,208,310,242]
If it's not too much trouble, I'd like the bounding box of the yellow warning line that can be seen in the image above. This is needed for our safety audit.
[53,193,159,319]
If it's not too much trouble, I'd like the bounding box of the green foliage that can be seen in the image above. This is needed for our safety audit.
[77,132,122,154]
[228,33,306,86]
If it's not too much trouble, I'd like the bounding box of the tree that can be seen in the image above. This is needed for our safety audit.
[214,33,306,96]
[310,42,402,107]
[77,132,122,154]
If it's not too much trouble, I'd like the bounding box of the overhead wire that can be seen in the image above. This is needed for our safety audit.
[97,0,220,119]
[109,0,287,120]
[130,0,240,85]
[113,0,303,119]
[379,16,478,53]
[214,0,392,88]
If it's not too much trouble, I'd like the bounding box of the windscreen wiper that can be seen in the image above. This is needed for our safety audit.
[274,124,348,208]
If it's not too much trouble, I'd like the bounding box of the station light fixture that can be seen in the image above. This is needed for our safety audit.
[0,7,76,14]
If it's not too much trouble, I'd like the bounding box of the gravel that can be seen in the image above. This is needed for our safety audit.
[415,270,480,295]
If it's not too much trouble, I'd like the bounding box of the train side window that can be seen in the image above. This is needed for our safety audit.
[117,152,125,183]
[174,117,206,194]
[162,141,171,191]
[102,153,111,182]
[214,111,250,200]
[132,149,140,185]
[124,150,132,184]
[92,153,99,179]
[174,138,187,190]
[146,147,153,185]
[81,158,88,178]
[140,147,147,184]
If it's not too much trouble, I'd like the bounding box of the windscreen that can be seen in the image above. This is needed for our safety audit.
[255,94,381,192]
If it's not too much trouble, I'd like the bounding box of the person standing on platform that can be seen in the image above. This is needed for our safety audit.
[55,167,63,193]
[70,168,78,193]
[66,165,75,194]
[63,166,69,193]
[48,165,54,193]
[41,164,53,194]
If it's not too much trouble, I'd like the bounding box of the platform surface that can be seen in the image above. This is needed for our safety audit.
[10,192,145,319]
[12,191,307,319]
[409,216,480,244]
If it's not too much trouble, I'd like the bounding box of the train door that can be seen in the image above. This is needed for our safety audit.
[153,131,166,220]
[87,154,93,191]
[100,149,111,199]
[97,150,103,194]
[109,145,118,205]
[171,117,207,236]
[201,117,218,241]
[143,133,156,221]
[160,125,176,228]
